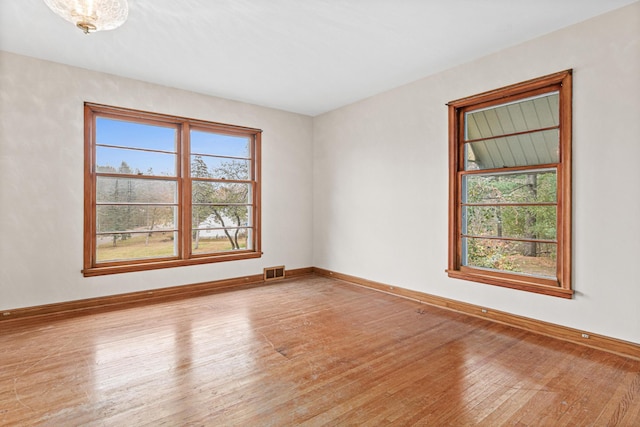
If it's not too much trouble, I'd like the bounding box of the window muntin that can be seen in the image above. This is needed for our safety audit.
[448,71,572,298]
[84,104,262,276]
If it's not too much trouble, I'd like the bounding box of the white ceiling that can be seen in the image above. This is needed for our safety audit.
[0,0,636,116]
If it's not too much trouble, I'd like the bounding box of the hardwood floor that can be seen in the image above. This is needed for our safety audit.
[1,275,638,426]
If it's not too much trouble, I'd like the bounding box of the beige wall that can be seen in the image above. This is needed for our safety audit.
[0,51,314,309]
[313,3,640,343]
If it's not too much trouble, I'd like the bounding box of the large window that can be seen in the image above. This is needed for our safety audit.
[83,104,261,276]
[447,71,572,298]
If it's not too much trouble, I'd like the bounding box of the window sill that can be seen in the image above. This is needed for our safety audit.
[83,251,262,277]
[446,269,573,299]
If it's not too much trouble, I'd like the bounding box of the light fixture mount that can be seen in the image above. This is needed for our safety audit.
[43,0,129,34]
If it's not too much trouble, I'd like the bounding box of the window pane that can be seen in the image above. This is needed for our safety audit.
[463,237,557,278]
[191,156,250,180]
[96,118,176,152]
[193,206,252,229]
[96,147,177,176]
[191,130,250,158]
[97,177,177,203]
[96,206,176,233]
[97,231,178,262]
[464,129,558,170]
[463,171,557,204]
[192,227,251,255]
[465,93,559,140]
[192,182,251,204]
[464,205,556,240]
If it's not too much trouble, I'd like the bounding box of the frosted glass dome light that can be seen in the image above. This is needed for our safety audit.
[43,0,129,34]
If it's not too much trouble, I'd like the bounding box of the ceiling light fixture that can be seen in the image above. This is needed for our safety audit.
[43,0,129,34]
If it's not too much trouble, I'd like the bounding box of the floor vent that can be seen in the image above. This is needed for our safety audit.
[264,266,285,281]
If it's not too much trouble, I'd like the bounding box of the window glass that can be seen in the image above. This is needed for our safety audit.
[96,177,177,203]
[463,205,557,240]
[462,171,557,204]
[465,93,559,140]
[96,118,176,151]
[464,129,559,170]
[191,155,251,180]
[96,146,177,176]
[192,227,251,255]
[191,130,250,158]
[463,238,557,278]
[97,231,179,263]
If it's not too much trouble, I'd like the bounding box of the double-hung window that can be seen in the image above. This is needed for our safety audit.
[447,71,572,298]
[83,104,261,276]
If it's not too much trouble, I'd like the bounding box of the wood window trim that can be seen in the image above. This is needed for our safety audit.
[447,70,573,298]
[83,103,262,277]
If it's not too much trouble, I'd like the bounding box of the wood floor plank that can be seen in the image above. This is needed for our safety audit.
[609,371,640,426]
[1,275,639,426]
